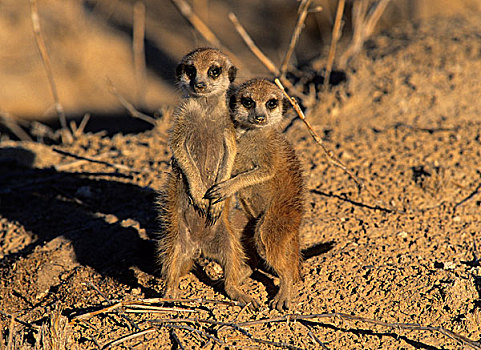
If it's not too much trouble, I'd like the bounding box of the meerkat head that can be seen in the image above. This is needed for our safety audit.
[229,79,289,130]
[176,48,237,98]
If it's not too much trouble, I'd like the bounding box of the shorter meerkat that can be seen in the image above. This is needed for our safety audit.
[158,48,256,307]
[205,78,305,311]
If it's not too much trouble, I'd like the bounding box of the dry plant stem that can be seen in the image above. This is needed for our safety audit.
[106,78,156,125]
[52,148,141,173]
[171,0,221,47]
[274,78,399,212]
[154,319,302,350]
[29,0,72,143]
[0,111,33,142]
[339,0,391,68]
[228,12,299,94]
[453,181,481,212]
[54,150,117,171]
[133,1,146,107]
[279,0,314,78]
[170,329,186,350]
[75,113,91,138]
[234,313,481,350]
[102,328,157,349]
[299,321,328,349]
[323,0,345,89]
[0,310,39,331]
[6,315,14,350]
[228,12,278,75]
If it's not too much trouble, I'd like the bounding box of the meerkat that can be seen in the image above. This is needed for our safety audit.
[158,48,257,307]
[205,78,305,311]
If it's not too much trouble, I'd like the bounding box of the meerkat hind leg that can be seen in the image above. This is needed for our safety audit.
[255,208,301,311]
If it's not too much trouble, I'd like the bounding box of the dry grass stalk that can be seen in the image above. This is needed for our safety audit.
[274,78,400,212]
[133,1,147,107]
[323,0,345,89]
[279,0,314,78]
[228,12,278,75]
[106,78,157,125]
[170,0,221,47]
[153,312,481,349]
[0,111,33,142]
[52,147,142,173]
[170,329,186,350]
[102,328,157,349]
[228,12,301,95]
[339,0,391,68]
[29,0,72,144]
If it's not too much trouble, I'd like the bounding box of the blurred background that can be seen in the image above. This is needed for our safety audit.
[0,0,479,123]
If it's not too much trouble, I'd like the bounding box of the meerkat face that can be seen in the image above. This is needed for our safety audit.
[176,48,237,98]
[229,79,288,130]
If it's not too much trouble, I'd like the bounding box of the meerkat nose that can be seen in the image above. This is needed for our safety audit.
[254,114,266,123]
[195,82,206,90]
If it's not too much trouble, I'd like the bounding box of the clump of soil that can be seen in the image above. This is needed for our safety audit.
[1,15,481,349]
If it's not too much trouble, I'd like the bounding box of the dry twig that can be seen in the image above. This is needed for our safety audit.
[106,78,157,126]
[170,0,221,47]
[0,111,33,142]
[279,0,314,77]
[339,0,391,68]
[133,1,146,107]
[228,12,278,75]
[323,0,345,89]
[52,148,142,173]
[29,0,72,143]
[102,328,157,349]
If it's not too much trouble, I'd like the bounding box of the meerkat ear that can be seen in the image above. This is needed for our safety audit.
[229,94,237,111]
[175,63,184,81]
[228,66,237,82]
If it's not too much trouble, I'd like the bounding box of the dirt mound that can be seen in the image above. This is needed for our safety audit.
[1,13,481,350]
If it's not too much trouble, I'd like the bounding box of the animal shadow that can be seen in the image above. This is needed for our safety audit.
[0,146,160,289]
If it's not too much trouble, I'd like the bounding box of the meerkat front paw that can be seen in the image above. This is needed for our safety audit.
[204,182,233,204]
[206,201,224,226]
[188,187,210,216]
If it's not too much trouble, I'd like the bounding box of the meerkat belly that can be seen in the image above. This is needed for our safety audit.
[187,120,225,186]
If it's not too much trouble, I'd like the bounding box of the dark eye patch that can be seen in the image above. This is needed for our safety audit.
[266,98,278,110]
[184,65,196,79]
[208,66,222,79]
[241,97,255,109]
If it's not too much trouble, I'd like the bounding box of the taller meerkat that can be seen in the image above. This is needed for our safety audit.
[158,48,255,306]
[206,79,305,310]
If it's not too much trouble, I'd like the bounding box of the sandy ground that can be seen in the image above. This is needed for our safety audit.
[1,11,481,350]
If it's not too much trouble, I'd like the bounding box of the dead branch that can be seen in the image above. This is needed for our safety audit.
[235,313,481,350]
[29,0,72,144]
[453,181,481,213]
[339,0,391,68]
[275,78,401,213]
[323,0,345,89]
[228,12,301,95]
[102,328,157,349]
[279,0,314,77]
[0,310,39,331]
[170,0,221,47]
[152,319,303,349]
[133,1,146,107]
[0,111,33,142]
[170,329,186,350]
[75,113,91,138]
[228,12,278,75]
[106,78,157,126]
[52,147,143,173]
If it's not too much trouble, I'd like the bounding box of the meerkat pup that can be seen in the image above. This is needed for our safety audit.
[205,78,305,311]
[158,48,256,307]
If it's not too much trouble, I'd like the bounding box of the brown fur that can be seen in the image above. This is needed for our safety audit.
[205,79,305,310]
[157,48,256,306]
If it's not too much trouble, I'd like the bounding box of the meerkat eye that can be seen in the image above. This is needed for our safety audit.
[266,99,278,110]
[208,66,222,79]
[241,97,255,109]
[184,65,196,79]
